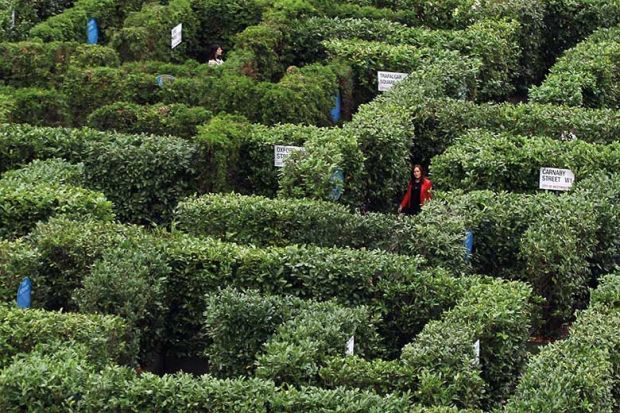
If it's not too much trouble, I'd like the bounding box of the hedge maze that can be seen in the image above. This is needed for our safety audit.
[0,0,619,411]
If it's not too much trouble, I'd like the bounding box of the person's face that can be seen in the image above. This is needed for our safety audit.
[413,167,422,179]
[216,47,223,57]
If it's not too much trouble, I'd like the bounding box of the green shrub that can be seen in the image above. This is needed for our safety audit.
[402,277,536,409]
[87,101,212,138]
[0,347,418,412]
[23,218,144,310]
[0,239,40,303]
[573,174,620,277]
[0,0,75,42]
[504,274,620,412]
[0,41,119,87]
[0,180,114,240]
[0,124,201,224]
[29,0,144,42]
[0,305,133,368]
[289,17,520,100]
[173,193,469,273]
[0,87,71,126]
[111,0,199,63]
[1,158,84,186]
[530,27,620,108]
[431,130,620,192]
[203,288,307,378]
[255,300,383,386]
[73,242,170,364]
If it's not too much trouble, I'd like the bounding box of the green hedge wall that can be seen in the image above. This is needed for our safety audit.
[0,347,436,412]
[255,300,384,386]
[173,193,470,273]
[111,0,199,63]
[0,305,133,368]
[203,288,307,378]
[0,41,119,87]
[87,101,212,138]
[0,87,71,126]
[0,0,74,42]
[5,218,464,358]
[504,272,620,412]
[0,124,200,224]
[290,17,520,100]
[530,27,620,108]
[320,277,535,410]
[431,130,620,192]
[0,160,114,239]
[28,0,145,43]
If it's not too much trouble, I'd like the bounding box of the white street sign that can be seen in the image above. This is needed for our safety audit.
[539,167,575,191]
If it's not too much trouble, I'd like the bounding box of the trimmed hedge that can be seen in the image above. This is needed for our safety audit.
[110,0,199,63]
[0,305,133,368]
[504,272,620,412]
[401,277,535,409]
[87,101,212,138]
[173,193,470,273]
[530,27,620,108]
[0,0,75,42]
[1,158,84,186]
[0,347,432,412]
[203,288,307,378]
[434,188,601,322]
[0,161,114,239]
[431,130,620,192]
[0,41,119,87]
[0,87,71,126]
[7,218,464,358]
[289,17,520,100]
[0,124,201,224]
[320,277,535,410]
[255,300,384,386]
[28,0,145,43]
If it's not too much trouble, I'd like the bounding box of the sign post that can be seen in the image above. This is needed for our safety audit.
[377,71,408,92]
[539,167,575,191]
[171,23,182,49]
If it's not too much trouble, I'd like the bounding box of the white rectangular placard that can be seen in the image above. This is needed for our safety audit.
[378,71,408,92]
[346,336,354,356]
[171,23,182,49]
[473,339,480,365]
[274,145,304,167]
[539,167,574,191]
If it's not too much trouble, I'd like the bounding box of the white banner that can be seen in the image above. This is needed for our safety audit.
[346,336,354,356]
[539,167,575,191]
[171,23,182,49]
[378,71,408,92]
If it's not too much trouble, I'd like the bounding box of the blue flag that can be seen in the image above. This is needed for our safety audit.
[330,89,342,123]
[16,277,32,309]
[464,230,474,260]
[87,18,99,44]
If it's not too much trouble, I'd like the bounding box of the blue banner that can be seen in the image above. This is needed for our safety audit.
[464,230,474,260]
[87,18,99,44]
[16,277,32,309]
[330,89,341,123]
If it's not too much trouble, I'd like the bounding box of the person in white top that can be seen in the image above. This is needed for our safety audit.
[208,45,224,66]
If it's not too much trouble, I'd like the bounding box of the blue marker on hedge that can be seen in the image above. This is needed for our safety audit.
[87,18,99,44]
[16,277,32,309]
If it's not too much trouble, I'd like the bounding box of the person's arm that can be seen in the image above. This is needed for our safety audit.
[421,180,432,205]
[398,182,412,213]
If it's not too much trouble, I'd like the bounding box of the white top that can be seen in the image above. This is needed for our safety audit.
[208,58,223,66]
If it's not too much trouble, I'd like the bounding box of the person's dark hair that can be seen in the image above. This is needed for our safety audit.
[412,164,425,179]
[208,44,222,61]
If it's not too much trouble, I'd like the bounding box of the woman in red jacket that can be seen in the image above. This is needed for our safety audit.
[398,164,432,215]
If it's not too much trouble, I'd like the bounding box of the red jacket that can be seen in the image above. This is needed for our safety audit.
[400,177,432,210]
